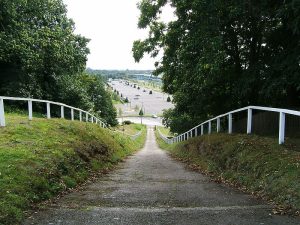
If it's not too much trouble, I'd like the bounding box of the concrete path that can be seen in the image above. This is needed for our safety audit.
[24,127,300,225]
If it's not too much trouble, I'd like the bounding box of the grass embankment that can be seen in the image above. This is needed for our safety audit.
[115,123,145,135]
[155,130,300,214]
[157,126,173,137]
[0,114,146,225]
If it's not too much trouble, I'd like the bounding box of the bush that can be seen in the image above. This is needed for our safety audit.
[123,120,132,125]
[167,96,171,102]
[149,90,153,94]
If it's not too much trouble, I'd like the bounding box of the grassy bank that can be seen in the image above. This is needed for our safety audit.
[157,126,173,137]
[114,123,145,136]
[0,114,146,225]
[155,130,300,214]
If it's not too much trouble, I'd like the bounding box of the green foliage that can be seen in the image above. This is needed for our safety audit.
[139,109,144,116]
[133,0,300,133]
[166,96,171,102]
[0,114,146,224]
[0,0,118,126]
[0,0,89,98]
[162,133,300,212]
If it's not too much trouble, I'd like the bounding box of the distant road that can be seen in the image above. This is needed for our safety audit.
[118,117,163,126]
[111,80,173,116]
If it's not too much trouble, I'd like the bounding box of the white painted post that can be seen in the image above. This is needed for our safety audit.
[0,98,5,127]
[91,116,94,123]
[28,100,33,121]
[71,108,74,121]
[228,113,232,134]
[208,121,211,134]
[190,130,193,138]
[61,105,64,119]
[187,132,189,140]
[86,113,88,122]
[279,112,285,144]
[46,102,51,119]
[217,118,220,133]
[201,125,204,135]
[79,111,82,122]
[247,108,252,134]
[96,118,98,124]
[195,127,198,136]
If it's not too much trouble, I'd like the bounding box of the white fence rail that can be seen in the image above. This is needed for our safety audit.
[157,127,173,144]
[0,96,107,128]
[160,106,300,145]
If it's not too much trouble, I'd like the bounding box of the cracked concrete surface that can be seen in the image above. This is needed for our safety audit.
[23,127,300,225]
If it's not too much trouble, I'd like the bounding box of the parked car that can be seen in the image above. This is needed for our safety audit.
[152,114,158,118]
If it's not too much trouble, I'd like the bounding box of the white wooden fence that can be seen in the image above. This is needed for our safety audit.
[160,106,300,145]
[157,127,173,144]
[0,96,107,128]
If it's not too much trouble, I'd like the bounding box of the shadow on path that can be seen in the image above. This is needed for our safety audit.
[24,127,300,225]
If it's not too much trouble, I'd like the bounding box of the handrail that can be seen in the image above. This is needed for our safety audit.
[0,96,107,128]
[157,127,172,144]
[161,106,300,145]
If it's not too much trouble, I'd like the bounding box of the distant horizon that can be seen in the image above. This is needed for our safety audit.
[86,67,154,72]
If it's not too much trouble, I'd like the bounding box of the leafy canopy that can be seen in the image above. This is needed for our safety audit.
[133,0,300,133]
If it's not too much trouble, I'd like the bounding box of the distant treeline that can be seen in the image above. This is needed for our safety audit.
[87,68,153,80]
[0,0,117,126]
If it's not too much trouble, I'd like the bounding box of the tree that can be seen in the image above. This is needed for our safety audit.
[133,0,300,133]
[139,109,144,116]
[0,0,89,100]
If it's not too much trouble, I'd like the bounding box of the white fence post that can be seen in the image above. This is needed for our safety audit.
[61,105,64,119]
[228,113,232,134]
[0,98,5,127]
[79,111,82,122]
[195,127,198,136]
[247,108,252,134]
[201,125,204,135]
[279,112,285,144]
[46,102,51,119]
[208,121,211,134]
[71,108,74,121]
[217,118,220,133]
[28,100,33,121]
[86,113,88,122]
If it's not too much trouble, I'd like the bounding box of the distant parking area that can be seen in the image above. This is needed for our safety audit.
[111,80,173,116]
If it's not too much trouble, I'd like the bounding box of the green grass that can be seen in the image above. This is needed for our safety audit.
[157,126,173,137]
[0,114,146,225]
[156,131,300,213]
[115,123,145,136]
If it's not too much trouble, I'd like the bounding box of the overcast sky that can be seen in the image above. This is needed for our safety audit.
[63,0,174,70]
